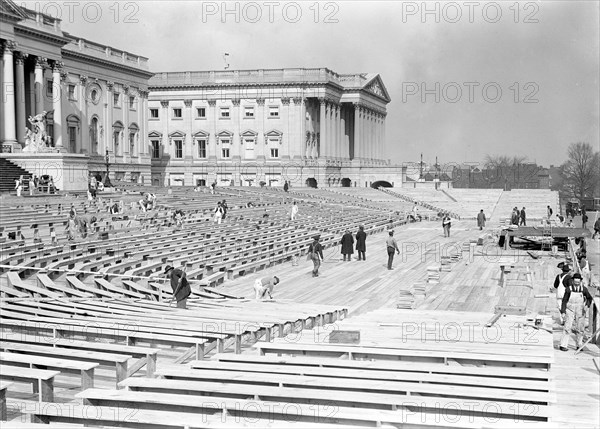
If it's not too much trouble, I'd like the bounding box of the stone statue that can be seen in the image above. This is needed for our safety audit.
[23,111,51,153]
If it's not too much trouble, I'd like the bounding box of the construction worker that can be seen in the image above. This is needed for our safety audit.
[253,276,279,300]
[559,273,593,351]
[164,265,191,309]
[553,263,572,324]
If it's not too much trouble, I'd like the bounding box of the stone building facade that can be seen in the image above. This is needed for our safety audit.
[0,0,153,190]
[148,68,403,188]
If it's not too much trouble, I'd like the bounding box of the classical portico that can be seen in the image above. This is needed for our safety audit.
[1,0,153,189]
[149,68,396,188]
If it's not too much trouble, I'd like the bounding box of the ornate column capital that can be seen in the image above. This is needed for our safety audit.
[160,100,169,108]
[106,81,114,91]
[256,98,265,106]
[184,99,192,108]
[281,97,291,106]
[3,40,18,53]
[52,60,64,72]
[208,99,216,107]
[292,97,303,105]
[79,75,88,85]
[231,98,240,106]
[35,56,48,68]
[14,51,28,64]
[123,84,130,94]
[319,97,326,106]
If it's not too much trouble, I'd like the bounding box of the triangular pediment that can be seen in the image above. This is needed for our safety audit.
[148,131,162,138]
[168,130,185,138]
[362,75,391,102]
[1,0,28,20]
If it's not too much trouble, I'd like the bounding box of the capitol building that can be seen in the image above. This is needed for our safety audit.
[1,0,404,190]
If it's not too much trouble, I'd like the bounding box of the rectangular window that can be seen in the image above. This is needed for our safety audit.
[196,107,206,118]
[113,92,120,107]
[46,79,53,96]
[220,107,230,118]
[151,140,160,159]
[68,126,76,153]
[270,148,279,158]
[244,107,254,118]
[150,108,159,118]
[129,96,136,109]
[113,131,120,154]
[129,133,136,155]
[68,84,76,101]
[269,106,279,117]
[221,148,230,158]
[197,140,207,158]
[173,108,182,118]
[174,140,183,158]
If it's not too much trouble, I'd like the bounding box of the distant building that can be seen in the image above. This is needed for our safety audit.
[148,68,404,188]
[452,163,550,190]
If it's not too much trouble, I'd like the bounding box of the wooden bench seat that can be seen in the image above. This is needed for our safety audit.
[6,272,62,298]
[65,276,116,298]
[188,359,550,391]
[254,341,553,368]
[0,351,97,390]
[0,365,58,402]
[78,387,551,426]
[155,366,554,404]
[36,273,93,298]
[211,352,552,380]
[26,401,383,429]
[0,341,131,387]
[0,335,158,377]
[118,378,552,424]
[94,277,146,299]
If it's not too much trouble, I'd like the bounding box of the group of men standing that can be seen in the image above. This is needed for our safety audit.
[510,207,527,226]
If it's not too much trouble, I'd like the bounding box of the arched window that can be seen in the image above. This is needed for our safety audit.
[66,114,80,153]
[113,121,124,155]
[90,116,99,155]
[129,123,139,156]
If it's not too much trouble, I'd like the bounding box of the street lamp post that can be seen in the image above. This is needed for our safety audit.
[104,149,113,187]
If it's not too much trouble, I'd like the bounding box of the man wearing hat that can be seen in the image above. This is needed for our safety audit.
[307,235,324,277]
[553,263,572,323]
[386,230,400,270]
[559,273,593,351]
[164,265,191,309]
[254,276,280,300]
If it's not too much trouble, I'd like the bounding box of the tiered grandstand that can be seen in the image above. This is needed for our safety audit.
[491,189,561,223]
[0,185,598,428]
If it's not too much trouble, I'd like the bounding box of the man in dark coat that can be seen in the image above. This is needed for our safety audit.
[356,225,367,261]
[477,210,486,230]
[520,207,526,226]
[164,265,191,309]
[340,230,354,261]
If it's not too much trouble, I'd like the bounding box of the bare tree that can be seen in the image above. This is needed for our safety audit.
[483,155,528,169]
[561,142,599,200]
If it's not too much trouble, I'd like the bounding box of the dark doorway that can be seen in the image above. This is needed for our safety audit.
[371,180,393,188]
[341,178,352,187]
[305,178,318,188]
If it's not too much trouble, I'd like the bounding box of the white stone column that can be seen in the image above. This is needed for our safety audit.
[231,98,240,159]
[79,76,89,153]
[339,105,345,159]
[334,104,340,159]
[292,97,303,160]
[160,99,169,158]
[281,97,291,159]
[2,41,17,146]
[140,90,148,156]
[52,62,63,150]
[382,113,386,163]
[319,98,326,158]
[34,57,46,115]
[15,52,27,145]
[106,81,114,156]
[353,103,360,160]
[256,98,265,159]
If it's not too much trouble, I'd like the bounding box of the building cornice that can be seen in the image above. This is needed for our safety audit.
[61,49,155,80]
[14,25,70,47]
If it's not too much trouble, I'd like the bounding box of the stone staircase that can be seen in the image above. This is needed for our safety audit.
[0,158,34,194]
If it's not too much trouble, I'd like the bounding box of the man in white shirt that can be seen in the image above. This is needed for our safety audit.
[253,276,280,300]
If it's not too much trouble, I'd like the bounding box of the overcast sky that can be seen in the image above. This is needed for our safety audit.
[26,0,599,168]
